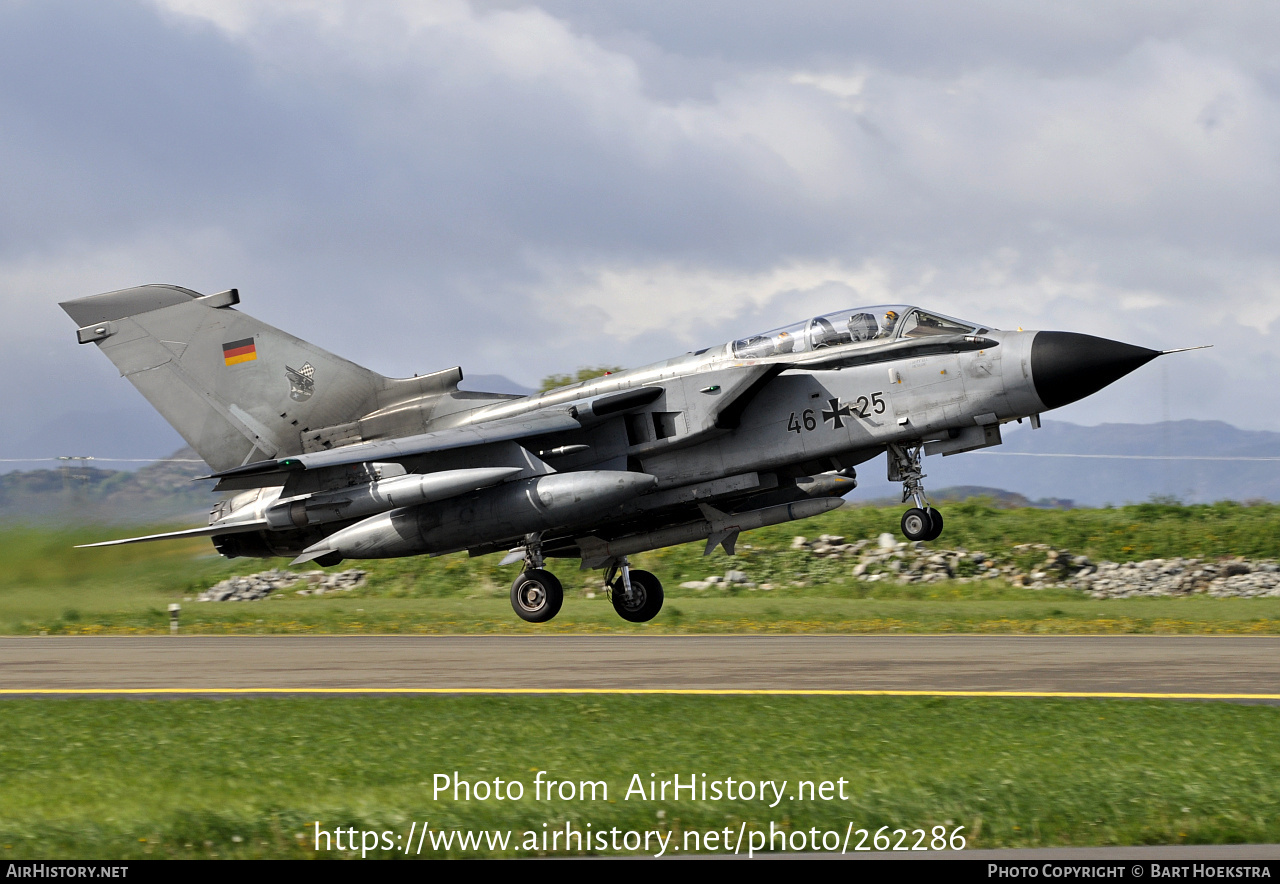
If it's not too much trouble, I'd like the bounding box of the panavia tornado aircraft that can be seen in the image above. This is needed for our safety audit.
[61,285,1191,623]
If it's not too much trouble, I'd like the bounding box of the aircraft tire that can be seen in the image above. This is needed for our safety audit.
[510,569,564,623]
[901,508,932,541]
[611,569,664,623]
[923,507,944,541]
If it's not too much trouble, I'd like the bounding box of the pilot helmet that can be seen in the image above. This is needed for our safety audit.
[882,310,898,329]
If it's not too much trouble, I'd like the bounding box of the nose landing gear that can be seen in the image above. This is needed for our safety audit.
[889,443,944,542]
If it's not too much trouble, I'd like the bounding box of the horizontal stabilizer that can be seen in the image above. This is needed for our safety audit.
[74,521,268,548]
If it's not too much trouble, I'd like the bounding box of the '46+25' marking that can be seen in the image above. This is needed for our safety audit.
[788,393,886,433]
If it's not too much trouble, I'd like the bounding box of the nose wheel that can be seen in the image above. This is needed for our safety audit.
[889,443,944,542]
[901,506,943,542]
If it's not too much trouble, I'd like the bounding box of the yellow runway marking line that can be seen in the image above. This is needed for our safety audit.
[1,688,1279,699]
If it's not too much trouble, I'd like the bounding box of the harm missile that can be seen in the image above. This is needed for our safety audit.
[294,470,657,563]
[576,496,845,569]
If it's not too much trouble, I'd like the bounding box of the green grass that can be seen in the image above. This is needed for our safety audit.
[1,696,1277,858]
[5,507,1279,859]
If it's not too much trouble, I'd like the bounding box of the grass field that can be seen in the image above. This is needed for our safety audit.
[1,696,1278,858]
[3,505,1279,859]
[2,501,1278,635]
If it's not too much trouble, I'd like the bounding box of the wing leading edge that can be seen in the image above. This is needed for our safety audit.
[203,408,584,486]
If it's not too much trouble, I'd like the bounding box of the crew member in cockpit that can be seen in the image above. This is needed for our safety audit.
[846,312,877,342]
[878,310,899,338]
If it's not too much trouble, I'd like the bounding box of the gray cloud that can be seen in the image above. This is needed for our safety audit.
[3,0,1279,469]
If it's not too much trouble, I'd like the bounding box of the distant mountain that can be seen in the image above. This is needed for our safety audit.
[0,447,213,523]
[852,419,1280,507]
[857,486,1076,509]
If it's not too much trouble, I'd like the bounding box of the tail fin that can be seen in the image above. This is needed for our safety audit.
[61,285,462,472]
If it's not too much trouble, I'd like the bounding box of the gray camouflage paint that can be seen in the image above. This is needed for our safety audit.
[60,284,1154,565]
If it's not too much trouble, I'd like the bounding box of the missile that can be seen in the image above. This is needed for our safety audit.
[262,466,524,529]
[576,496,846,569]
[293,470,657,563]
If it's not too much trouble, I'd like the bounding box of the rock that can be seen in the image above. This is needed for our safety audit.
[725,570,750,584]
[198,569,367,602]
[776,531,1278,599]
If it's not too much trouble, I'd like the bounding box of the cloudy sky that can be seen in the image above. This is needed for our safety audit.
[4,0,1279,467]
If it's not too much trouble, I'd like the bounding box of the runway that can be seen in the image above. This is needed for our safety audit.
[2,635,1279,699]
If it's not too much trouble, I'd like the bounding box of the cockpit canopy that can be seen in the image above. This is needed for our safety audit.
[730,305,988,359]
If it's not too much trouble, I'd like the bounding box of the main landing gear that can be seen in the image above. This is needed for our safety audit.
[510,568,563,622]
[604,558,664,623]
[507,537,665,623]
[888,442,944,542]
[509,534,564,623]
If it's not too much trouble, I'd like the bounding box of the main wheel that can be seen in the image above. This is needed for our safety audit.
[901,507,932,541]
[923,507,944,541]
[510,569,564,623]
[610,569,664,623]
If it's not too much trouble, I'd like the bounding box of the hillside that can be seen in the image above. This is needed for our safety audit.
[0,448,214,523]
[901,419,1280,507]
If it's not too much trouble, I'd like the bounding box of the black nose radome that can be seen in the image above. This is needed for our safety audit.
[1030,331,1160,411]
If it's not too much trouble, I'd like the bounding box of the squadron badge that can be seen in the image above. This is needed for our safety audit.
[286,362,315,402]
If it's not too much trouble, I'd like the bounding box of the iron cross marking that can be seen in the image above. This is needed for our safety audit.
[822,398,853,429]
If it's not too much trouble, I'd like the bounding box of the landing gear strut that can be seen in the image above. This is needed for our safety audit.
[888,443,943,542]
[604,558,664,623]
[509,533,564,623]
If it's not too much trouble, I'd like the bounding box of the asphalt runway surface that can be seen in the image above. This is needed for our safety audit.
[2,635,1279,698]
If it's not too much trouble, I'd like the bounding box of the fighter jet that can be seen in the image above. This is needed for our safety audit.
[61,285,1190,623]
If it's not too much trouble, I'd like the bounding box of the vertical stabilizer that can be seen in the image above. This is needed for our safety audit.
[61,285,435,472]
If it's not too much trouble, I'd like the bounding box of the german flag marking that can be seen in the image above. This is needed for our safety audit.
[222,338,257,366]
